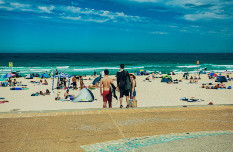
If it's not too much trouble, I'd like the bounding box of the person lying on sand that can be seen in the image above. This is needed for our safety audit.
[35,91,45,96]
[88,81,100,89]
[44,80,48,85]
[145,76,151,81]
[220,82,226,89]
[201,84,206,88]
[214,84,220,89]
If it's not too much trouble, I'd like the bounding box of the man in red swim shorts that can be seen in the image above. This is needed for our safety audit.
[100,69,113,108]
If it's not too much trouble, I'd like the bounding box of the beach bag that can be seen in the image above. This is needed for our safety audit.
[125,71,131,91]
[227,86,232,89]
[129,100,137,107]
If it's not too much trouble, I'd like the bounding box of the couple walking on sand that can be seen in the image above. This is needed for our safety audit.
[100,64,136,108]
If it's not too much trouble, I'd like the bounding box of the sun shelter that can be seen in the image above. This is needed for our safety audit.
[92,76,102,85]
[161,75,172,82]
[217,76,228,83]
[39,73,50,79]
[52,73,72,90]
[25,74,33,79]
[72,88,94,102]
[0,75,7,81]
[208,73,218,78]
[3,73,15,78]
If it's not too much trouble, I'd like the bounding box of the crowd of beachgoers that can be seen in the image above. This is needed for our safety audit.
[0,64,233,112]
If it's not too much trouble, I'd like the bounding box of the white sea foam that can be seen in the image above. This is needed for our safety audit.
[212,65,233,68]
[30,69,51,71]
[56,66,69,69]
[212,70,233,73]
[74,66,144,71]
[177,65,200,68]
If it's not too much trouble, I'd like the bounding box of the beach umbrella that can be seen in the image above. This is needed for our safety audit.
[208,73,218,77]
[10,73,15,77]
[3,73,14,78]
[140,69,144,72]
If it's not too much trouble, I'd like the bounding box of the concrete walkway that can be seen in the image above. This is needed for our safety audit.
[1,106,232,152]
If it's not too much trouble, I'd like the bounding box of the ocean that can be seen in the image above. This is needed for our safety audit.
[0,53,233,76]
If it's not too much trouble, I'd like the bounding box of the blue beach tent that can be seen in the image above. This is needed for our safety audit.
[25,74,33,79]
[216,76,228,83]
[39,73,50,79]
[0,75,7,81]
[72,88,94,102]
[92,76,102,85]
[161,75,172,83]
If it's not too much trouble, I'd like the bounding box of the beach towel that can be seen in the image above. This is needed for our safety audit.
[111,84,118,100]
[0,101,9,104]
[180,97,188,101]
[0,98,5,99]
[181,97,204,102]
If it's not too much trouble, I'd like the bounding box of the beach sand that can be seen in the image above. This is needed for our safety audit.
[0,73,233,112]
[0,106,232,151]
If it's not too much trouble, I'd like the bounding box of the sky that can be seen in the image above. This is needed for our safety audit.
[0,0,233,53]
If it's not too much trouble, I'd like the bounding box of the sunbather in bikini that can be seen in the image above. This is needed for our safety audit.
[214,84,220,89]
[35,91,45,96]
[220,83,226,89]
[55,92,62,100]
[190,76,193,83]
[44,80,48,85]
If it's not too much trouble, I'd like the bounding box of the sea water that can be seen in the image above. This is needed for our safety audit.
[0,53,233,76]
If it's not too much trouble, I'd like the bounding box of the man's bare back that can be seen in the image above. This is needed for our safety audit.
[100,76,113,91]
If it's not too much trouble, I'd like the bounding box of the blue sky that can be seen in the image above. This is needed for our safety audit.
[0,0,232,53]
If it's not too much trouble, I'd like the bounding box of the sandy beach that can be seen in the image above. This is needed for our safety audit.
[0,73,232,113]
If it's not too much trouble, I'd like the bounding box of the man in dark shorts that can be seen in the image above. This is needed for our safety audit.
[116,64,130,108]
[100,70,113,108]
[72,75,77,89]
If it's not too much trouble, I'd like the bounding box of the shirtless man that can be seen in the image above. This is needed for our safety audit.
[72,75,77,89]
[100,69,113,108]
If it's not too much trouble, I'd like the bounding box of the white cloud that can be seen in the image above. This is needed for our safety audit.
[129,0,160,2]
[38,6,55,13]
[61,15,109,23]
[61,16,81,20]
[184,12,226,21]
[0,0,4,4]
[151,31,168,35]
[63,6,142,23]
[10,2,31,8]
[39,16,52,19]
